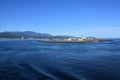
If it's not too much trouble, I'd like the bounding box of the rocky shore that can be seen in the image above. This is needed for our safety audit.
[39,38,112,43]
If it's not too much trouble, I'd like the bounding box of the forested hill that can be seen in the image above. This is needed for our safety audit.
[0,31,72,39]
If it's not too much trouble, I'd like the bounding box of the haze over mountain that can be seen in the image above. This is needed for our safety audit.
[0,31,50,37]
[0,31,73,39]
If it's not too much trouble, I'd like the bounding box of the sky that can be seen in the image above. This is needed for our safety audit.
[0,0,120,38]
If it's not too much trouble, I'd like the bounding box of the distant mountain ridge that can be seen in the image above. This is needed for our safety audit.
[0,31,51,37]
[0,31,72,39]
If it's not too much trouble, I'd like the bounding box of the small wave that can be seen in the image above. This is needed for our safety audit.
[13,63,54,80]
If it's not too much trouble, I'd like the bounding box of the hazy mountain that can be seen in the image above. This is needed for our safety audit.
[0,31,72,39]
[0,31,51,38]
[23,31,51,37]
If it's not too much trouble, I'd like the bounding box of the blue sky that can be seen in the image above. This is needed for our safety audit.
[0,0,120,38]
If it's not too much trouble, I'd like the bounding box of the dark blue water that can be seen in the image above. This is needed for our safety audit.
[0,39,120,80]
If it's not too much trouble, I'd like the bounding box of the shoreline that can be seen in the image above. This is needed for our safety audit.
[39,38,112,43]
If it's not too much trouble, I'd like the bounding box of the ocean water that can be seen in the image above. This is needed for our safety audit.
[0,39,120,80]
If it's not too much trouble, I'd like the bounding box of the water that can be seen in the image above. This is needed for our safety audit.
[0,39,120,80]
